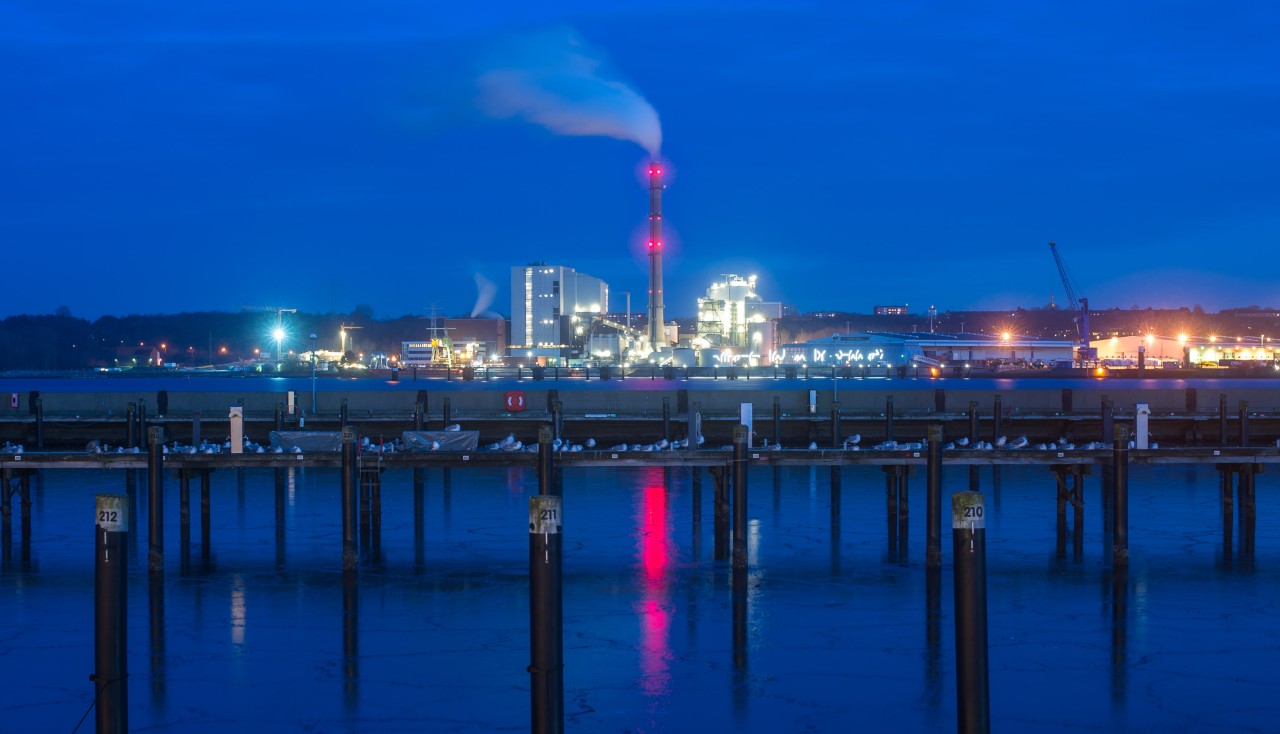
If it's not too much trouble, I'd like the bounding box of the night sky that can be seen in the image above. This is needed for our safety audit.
[4,2,1277,320]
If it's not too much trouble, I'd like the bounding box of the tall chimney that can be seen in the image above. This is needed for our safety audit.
[647,162,665,351]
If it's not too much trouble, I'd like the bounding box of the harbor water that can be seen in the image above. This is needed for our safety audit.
[2,462,1277,732]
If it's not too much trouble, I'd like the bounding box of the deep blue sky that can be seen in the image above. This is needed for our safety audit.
[3,2,1277,320]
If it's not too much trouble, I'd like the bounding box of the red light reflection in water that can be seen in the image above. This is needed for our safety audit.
[635,472,674,696]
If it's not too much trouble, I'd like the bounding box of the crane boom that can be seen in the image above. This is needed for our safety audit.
[1047,241,1092,353]
[1048,242,1080,312]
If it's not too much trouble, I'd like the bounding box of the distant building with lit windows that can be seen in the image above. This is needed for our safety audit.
[510,262,608,363]
[874,305,909,316]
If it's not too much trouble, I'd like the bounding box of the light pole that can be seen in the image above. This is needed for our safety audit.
[310,333,318,414]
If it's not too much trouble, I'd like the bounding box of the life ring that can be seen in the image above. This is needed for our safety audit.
[505,390,526,412]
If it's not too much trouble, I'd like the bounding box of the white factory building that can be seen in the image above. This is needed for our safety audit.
[509,262,608,364]
[692,274,783,366]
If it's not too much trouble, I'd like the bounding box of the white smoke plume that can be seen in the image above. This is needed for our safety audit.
[470,272,500,318]
[476,27,662,157]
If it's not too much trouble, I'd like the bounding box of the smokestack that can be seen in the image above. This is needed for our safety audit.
[647,162,665,351]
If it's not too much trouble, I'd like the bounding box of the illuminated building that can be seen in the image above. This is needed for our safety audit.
[510,262,608,364]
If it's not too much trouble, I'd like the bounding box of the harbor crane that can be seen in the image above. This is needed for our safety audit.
[1048,242,1095,360]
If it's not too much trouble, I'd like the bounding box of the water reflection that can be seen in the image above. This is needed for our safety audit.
[634,480,673,697]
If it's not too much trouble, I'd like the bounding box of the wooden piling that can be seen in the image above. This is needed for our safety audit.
[1239,400,1249,447]
[712,467,729,562]
[528,495,564,734]
[147,427,164,573]
[885,395,895,442]
[926,424,943,568]
[831,401,841,448]
[95,494,129,734]
[341,427,358,571]
[1111,425,1129,567]
[662,397,671,443]
[952,491,990,734]
[732,426,749,571]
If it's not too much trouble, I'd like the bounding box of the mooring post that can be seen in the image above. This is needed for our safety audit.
[712,467,729,562]
[1239,464,1257,560]
[95,494,129,734]
[528,495,564,734]
[886,396,895,442]
[126,403,137,449]
[179,469,191,569]
[992,395,1002,443]
[1100,397,1113,444]
[1219,466,1234,560]
[191,409,201,448]
[1186,387,1197,413]
[1238,400,1249,447]
[898,467,910,557]
[138,400,148,449]
[341,427,358,571]
[968,401,980,491]
[1061,387,1073,414]
[0,469,10,563]
[926,424,943,568]
[442,398,452,429]
[275,402,284,433]
[934,388,946,413]
[732,425,749,570]
[538,426,555,496]
[550,400,562,442]
[1112,425,1129,567]
[200,470,211,564]
[340,399,349,428]
[831,401,841,448]
[413,402,425,495]
[34,397,44,450]
[884,465,899,553]
[772,396,781,447]
[1219,394,1228,446]
[147,427,164,573]
[662,397,671,443]
[1072,466,1086,558]
[952,491,990,734]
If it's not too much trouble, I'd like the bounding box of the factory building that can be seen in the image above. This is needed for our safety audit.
[510,262,608,364]
[1094,334,1275,367]
[690,274,782,366]
[779,332,1075,368]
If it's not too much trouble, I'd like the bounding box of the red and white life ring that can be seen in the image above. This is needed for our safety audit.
[505,391,526,412]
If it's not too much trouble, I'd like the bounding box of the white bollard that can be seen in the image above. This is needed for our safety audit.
[1135,402,1151,449]
[229,406,244,454]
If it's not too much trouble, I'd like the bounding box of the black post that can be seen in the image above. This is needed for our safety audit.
[968,401,980,490]
[147,426,164,573]
[340,398,349,428]
[934,388,946,413]
[341,427,358,571]
[897,467,910,558]
[95,494,129,734]
[414,402,425,432]
[126,403,137,449]
[1061,387,1073,414]
[688,402,701,450]
[191,409,201,448]
[773,396,781,447]
[1239,464,1257,561]
[413,402,425,497]
[1100,397,1113,444]
[538,426,555,496]
[732,426,749,570]
[662,397,671,443]
[712,468,729,562]
[443,398,452,429]
[992,395,1002,443]
[529,495,564,734]
[1219,393,1228,446]
[138,400,148,449]
[179,470,191,569]
[1112,425,1129,567]
[831,401,841,448]
[200,470,211,565]
[1239,400,1249,448]
[952,491,990,734]
[926,424,943,568]
[1186,387,1197,413]
[886,396,895,442]
[275,402,283,433]
[552,400,563,443]
[884,466,899,554]
[34,397,43,450]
